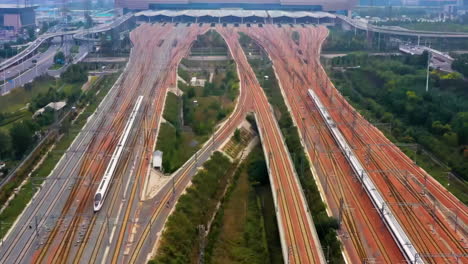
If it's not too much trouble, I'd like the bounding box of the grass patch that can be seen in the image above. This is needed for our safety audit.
[0,75,57,113]
[70,45,79,54]
[157,31,239,174]
[49,64,64,70]
[162,92,181,129]
[150,152,236,264]
[155,123,199,173]
[0,110,29,129]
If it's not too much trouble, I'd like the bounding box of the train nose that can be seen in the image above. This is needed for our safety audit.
[94,193,102,212]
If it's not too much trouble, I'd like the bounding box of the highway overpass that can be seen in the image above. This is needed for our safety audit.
[0,13,134,73]
[338,15,468,39]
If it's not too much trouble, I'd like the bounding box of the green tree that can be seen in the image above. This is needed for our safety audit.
[9,120,37,158]
[60,64,88,83]
[54,51,65,65]
[233,128,241,143]
[0,129,12,159]
[452,112,468,145]
[431,121,451,136]
[452,54,468,77]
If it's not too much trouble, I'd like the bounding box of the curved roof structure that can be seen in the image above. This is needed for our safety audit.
[117,0,357,12]
[135,9,336,19]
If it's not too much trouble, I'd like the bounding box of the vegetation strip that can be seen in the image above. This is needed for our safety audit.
[150,151,237,263]
[327,52,468,204]
[156,30,239,173]
[205,144,282,264]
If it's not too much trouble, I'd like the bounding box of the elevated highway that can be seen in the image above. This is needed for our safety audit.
[0,13,133,73]
[338,15,468,38]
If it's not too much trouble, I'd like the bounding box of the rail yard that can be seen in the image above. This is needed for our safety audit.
[241,24,467,263]
[0,18,466,264]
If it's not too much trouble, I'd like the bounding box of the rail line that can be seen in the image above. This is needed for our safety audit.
[243,24,404,263]
[306,25,467,263]
[220,26,325,264]
[0,67,128,264]
[309,88,422,264]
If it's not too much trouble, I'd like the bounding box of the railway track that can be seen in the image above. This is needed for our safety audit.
[296,25,467,263]
[242,24,404,263]
[220,26,325,264]
[31,24,178,263]
[34,80,136,262]
[0,66,130,264]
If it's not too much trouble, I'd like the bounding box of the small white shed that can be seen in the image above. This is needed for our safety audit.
[153,150,163,171]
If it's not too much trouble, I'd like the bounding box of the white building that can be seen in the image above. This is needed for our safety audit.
[152,150,163,171]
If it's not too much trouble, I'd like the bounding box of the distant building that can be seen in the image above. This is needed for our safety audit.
[152,150,163,171]
[0,4,37,31]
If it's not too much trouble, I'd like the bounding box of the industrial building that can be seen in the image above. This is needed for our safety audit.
[0,4,37,31]
[116,0,357,13]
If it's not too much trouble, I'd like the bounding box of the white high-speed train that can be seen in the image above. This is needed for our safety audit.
[94,96,143,212]
[307,89,422,264]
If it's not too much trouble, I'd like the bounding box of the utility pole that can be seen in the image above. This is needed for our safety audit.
[425,51,431,92]
[198,225,205,264]
[338,198,344,227]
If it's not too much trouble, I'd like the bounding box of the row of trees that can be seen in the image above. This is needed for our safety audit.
[0,120,38,160]
[0,44,19,59]
[452,54,468,77]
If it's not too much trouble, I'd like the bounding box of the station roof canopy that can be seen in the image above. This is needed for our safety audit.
[135,9,335,19]
[0,4,39,9]
[267,10,335,18]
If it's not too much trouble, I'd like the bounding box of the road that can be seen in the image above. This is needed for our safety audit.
[0,37,89,95]
[0,13,133,73]
[339,15,468,38]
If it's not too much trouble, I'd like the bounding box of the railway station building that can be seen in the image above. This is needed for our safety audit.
[135,9,337,24]
[116,0,357,14]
